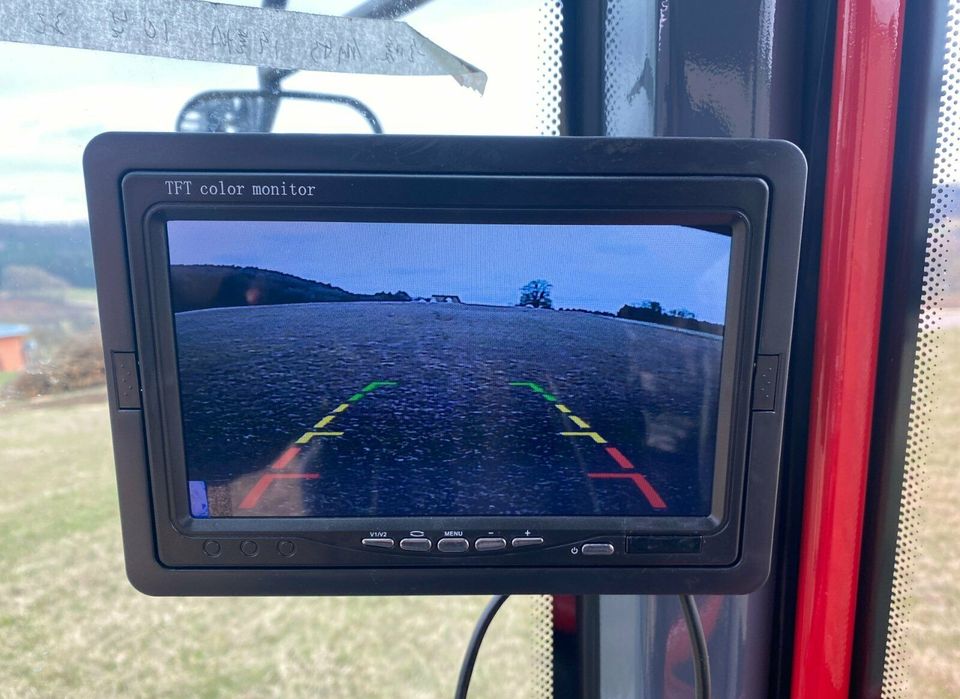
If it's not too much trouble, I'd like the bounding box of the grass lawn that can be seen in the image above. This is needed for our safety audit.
[0,372,16,389]
[3,328,959,697]
[895,325,960,696]
[0,401,550,699]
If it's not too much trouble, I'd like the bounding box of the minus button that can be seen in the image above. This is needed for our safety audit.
[474,538,507,551]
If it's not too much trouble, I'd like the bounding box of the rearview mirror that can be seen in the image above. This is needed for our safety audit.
[176,90,382,134]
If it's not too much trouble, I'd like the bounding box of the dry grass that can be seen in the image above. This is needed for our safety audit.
[0,402,550,699]
[894,326,960,697]
[4,328,960,697]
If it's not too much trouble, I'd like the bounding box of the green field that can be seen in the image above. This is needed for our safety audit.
[0,401,550,699]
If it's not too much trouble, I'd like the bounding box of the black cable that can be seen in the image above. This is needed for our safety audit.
[678,594,711,699]
[455,593,707,698]
[454,594,510,699]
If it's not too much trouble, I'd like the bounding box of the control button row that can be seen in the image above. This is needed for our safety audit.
[361,536,549,552]
[201,539,297,558]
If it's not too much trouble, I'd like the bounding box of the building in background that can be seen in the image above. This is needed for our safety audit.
[0,324,29,372]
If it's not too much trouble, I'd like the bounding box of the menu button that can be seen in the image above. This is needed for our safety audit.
[437,537,470,553]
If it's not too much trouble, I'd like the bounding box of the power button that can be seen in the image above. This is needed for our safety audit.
[581,543,615,556]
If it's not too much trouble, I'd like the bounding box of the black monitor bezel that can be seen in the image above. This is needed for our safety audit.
[141,202,746,533]
[84,134,805,595]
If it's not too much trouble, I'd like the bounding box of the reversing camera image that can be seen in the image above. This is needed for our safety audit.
[167,221,730,518]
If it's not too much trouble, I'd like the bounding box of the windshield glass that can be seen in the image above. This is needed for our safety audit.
[0,2,558,697]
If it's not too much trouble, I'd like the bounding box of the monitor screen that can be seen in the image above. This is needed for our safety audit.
[166,220,731,520]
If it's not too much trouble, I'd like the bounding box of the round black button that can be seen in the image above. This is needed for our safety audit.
[202,540,221,557]
[277,540,296,557]
[240,540,259,557]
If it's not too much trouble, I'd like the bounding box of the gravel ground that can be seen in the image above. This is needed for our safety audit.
[175,302,723,517]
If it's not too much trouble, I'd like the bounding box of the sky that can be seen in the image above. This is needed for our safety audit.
[0,0,544,222]
[5,0,960,227]
[167,220,732,322]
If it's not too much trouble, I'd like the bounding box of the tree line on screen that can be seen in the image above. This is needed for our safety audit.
[169,266,722,335]
[614,301,723,335]
[169,265,410,313]
[517,279,722,336]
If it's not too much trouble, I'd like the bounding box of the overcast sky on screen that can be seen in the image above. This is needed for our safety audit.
[167,220,731,322]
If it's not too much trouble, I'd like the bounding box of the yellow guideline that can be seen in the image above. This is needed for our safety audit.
[560,431,608,444]
[296,431,344,444]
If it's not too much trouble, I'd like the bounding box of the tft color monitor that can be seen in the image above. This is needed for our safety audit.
[83,133,805,595]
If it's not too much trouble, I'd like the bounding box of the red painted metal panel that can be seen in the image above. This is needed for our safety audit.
[791,0,906,697]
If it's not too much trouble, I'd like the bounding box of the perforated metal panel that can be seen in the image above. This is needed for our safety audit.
[467,595,555,699]
[537,0,564,136]
[533,1,562,693]
[880,2,960,695]
[522,1,563,694]
[532,595,556,699]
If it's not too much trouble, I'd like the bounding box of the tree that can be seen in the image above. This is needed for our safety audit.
[638,299,663,315]
[519,279,553,308]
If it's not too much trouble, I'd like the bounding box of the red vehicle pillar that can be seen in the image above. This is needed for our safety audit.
[791,0,906,696]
